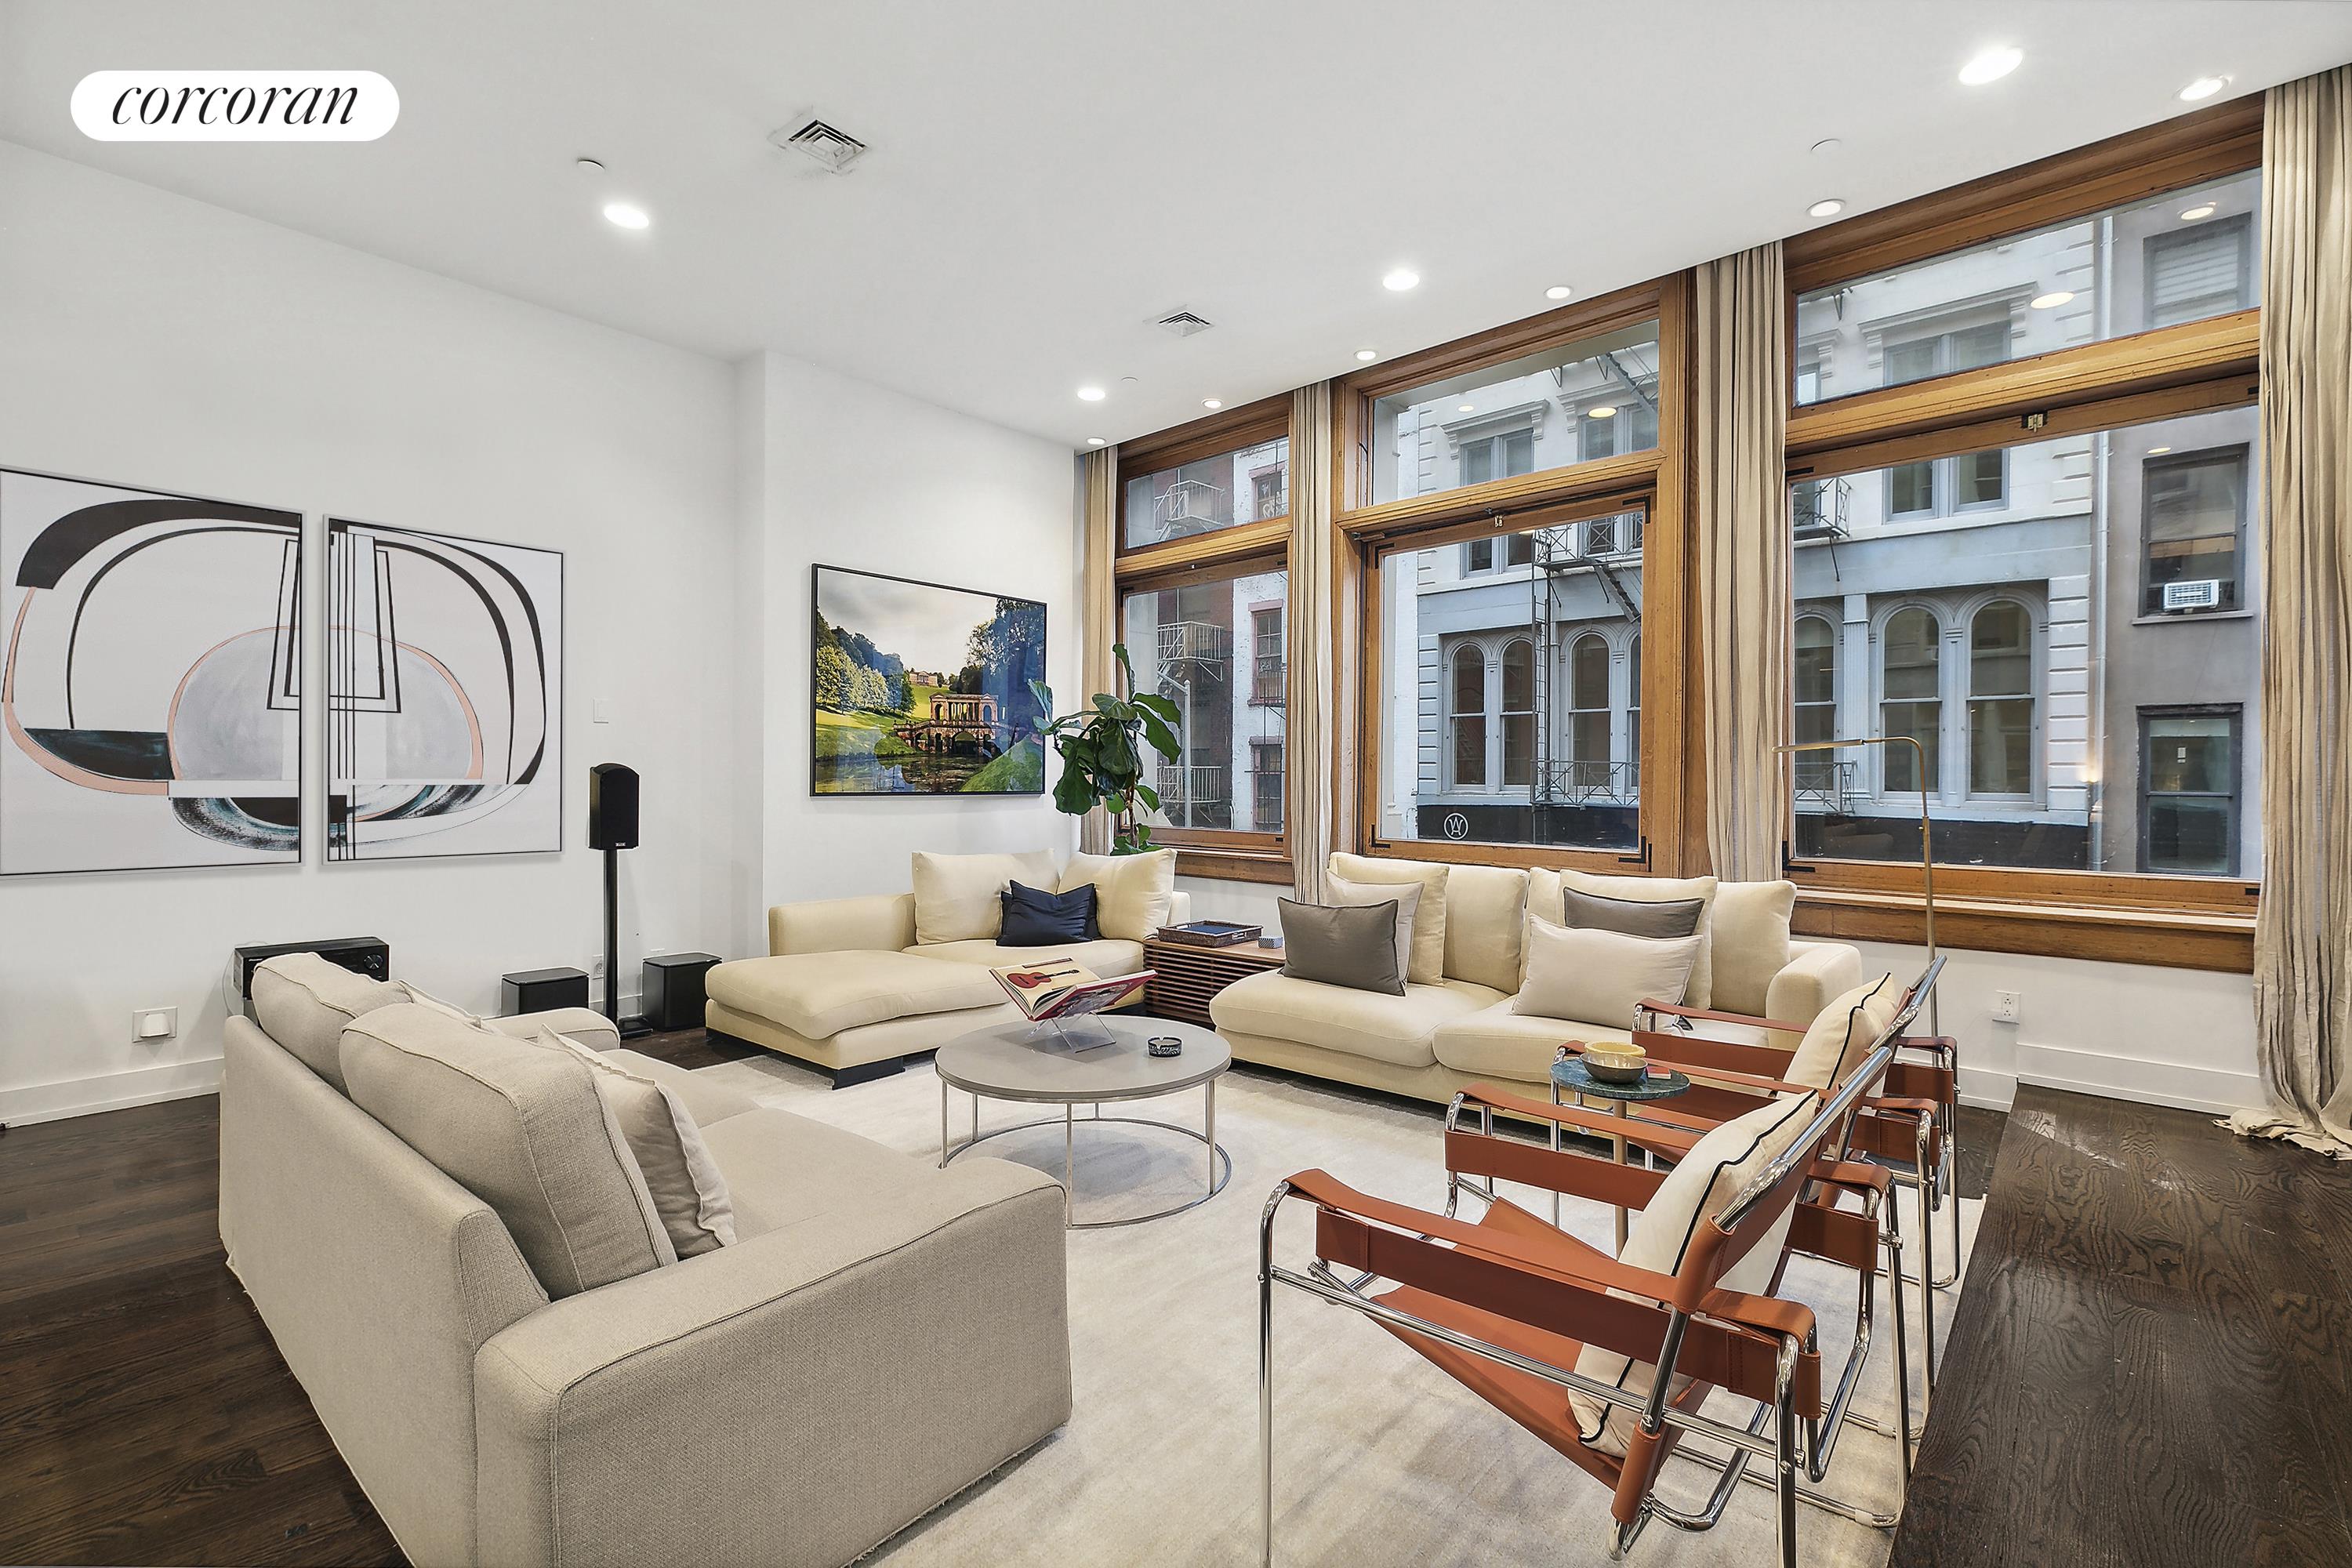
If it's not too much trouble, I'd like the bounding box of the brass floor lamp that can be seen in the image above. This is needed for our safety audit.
[1775,735,1937,1037]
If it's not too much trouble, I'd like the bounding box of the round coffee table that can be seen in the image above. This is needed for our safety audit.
[935,1015,1232,1229]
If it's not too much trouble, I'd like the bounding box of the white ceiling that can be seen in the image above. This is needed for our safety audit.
[5,2,2350,450]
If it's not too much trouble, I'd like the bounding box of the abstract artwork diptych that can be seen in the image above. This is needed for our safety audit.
[0,469,304,876]
[326,519,562,861]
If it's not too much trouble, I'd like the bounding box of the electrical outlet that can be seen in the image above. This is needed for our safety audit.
[1991,989,2022,1024]
[133,1006,178,1042]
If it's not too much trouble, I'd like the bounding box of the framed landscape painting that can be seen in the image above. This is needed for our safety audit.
[811,564,1046,796]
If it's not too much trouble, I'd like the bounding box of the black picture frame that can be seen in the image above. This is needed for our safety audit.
[810,562,1048,798]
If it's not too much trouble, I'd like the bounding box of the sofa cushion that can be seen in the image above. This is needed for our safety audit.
[1515,916,1703,1031]
[1560,887,1704,940]
[909,937,1145,976]
[1277,897,1406,996]
[1432,1000,1629,1083]
[1433,861,1529,993]
[1531,869,1720,1007]
[705,950,1003,1040]
[1569,1091,1816,1457]
[604,1049,760,1127]
[1209,969,1500,1069]
[694,1106,946,1241]
[1058,849,1177,941]
[1322,874,1425,984]
[250,952,408,1092]
[550,1033,736,1258]
[1707,881,1798,1018]
[998,880,1099,946]
[339,1004,676,1298]
[1785,974,1902,1094]
[912,851,1060,944]
[1327,852,1450,985]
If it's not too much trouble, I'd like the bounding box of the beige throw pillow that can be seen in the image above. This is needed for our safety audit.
[911,851,1059,944]
[545,1032,735,1257]
[339,1004,676,1298]
[1707,881,1797,1018]
[1512,915,1701,1029]
[1784,974,1903,1094]
[1325,873,1422,982]
[249,952,408,1092]
[1058,848,1176,941]
[1568,1091,1816,1457]
[1327,852,1450,985]
[1531,869,1720,1007]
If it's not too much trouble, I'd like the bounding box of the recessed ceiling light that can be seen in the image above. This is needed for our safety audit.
[575,157,605,173]
[2180,203,2217,221]
[1086,437,1107,447]
[1544,285,1573,300]
[2179,76,2229,103]
[1355,348,1379,362]
[1382,267,1421,292]
[1958,45,2024,86]
[1076,385,1106,402]
[1808,198,1846,219]
[1202,398,1223,410]
[2146,445,2172,455]
[601,201,650,230]
[2031,290,2075,310]
[1587,405,1617,419]
[1457,402,1476,413]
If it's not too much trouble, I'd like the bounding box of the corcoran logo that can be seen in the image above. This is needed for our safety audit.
[71,71,398,141]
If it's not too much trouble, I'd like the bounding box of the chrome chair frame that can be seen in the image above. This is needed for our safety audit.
[1259,1046,1899,1566]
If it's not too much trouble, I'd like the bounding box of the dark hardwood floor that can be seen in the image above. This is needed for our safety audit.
[1891,1086,2352,1568]
[2,1046,2340,1566]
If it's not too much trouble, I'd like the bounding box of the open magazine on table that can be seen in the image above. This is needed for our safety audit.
[989,959,1153,1022]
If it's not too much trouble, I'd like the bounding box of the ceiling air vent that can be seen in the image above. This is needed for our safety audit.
[771,117,868,174]
[1156,310,1214,338]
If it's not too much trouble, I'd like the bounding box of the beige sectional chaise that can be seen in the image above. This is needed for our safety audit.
[223,954,1071,1568]
[704,849,1189,1085]
[1210,853,1862,1105]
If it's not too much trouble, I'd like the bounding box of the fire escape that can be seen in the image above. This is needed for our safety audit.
[1153,619,1232,825]
[1529,514,1644,825]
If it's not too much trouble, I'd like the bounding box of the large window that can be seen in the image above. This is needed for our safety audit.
[1370,321,1661,504]
[1119,567,1290,836]
[1788,401,2261,879]
[1793,169,2259,407]
[1122,435,1289,550]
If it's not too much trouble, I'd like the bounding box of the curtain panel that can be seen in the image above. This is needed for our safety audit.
[2235,66,2352,1160]
[1078,446,1119,856]
[1288,383,1339,902]
[1693,244,1792,881]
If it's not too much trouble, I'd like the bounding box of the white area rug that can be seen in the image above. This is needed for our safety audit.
[692,1045,1980,1567]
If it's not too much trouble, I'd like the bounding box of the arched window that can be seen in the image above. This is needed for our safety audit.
[1501,639,1535,786]
[1969,601,2034,796]
[1450,643,1488,788]
[1570,633,1612,789]
[1880,608,1941,797]
[1795,616,1838,746]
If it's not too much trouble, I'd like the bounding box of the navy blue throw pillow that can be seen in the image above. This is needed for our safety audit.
[999,880,1099,946]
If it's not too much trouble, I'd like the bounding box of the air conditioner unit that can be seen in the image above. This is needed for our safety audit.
[2162,579,2223,612]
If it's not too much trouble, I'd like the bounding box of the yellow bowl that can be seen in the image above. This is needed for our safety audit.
[1582,1044,1649,1085]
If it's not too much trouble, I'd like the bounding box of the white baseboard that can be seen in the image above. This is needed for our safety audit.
[1957,1065,2018,1112]
[2013,1041,2260,1118]
[1,1056,223,1128]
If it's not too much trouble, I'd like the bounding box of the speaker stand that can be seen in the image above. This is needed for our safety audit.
[602,846,652,1040]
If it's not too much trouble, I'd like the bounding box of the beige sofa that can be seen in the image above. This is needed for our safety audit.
[1210,854,1861,1105]
[705,850,1190,1085]
[223,956,1071,1568]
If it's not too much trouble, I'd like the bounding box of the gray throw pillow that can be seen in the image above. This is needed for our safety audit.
[1278,898,1406,996]
[1561,886,1705,940]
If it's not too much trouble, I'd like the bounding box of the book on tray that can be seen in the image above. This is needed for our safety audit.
[989,960,1152,1022]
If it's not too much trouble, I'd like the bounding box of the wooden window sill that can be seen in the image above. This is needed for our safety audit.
[1173,847,1294,885]
[1793,887,2255,974]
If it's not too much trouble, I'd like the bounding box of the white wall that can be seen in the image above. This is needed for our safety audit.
[1177,875,2259,1116]
[0,141,743,1124]
[740,350,1080,908]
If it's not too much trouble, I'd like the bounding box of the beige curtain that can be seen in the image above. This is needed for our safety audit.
[2234,66,2352,1160]
[1078,446,1119,855]
[1693,243,1792,881]
[1287,383,1339,901]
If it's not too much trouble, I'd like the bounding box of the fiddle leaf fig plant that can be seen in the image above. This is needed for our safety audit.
[1029,643,1183,854]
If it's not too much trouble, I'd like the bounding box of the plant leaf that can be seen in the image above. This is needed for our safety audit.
[1135,782,1161,812]
[1137,712,1179,761]
[1130,691,1180,725]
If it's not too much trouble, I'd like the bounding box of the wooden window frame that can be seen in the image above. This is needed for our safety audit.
[1782,98,2265,969]
[1113,398,1296,883]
